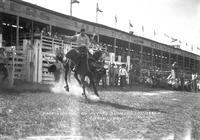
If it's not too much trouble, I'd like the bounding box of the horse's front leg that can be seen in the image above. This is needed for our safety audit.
[89,75,99,97]
[81,76,87,99]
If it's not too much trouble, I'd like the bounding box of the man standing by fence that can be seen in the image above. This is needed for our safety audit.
[114,65,119,87]
[119,64,128,87]
[171,62,177,80]
[0,48,8,82]
[192,72,198,92]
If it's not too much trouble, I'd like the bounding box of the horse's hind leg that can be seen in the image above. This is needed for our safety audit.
[64,63,69,92]
[74,72,81,85]
[90,76,99,97]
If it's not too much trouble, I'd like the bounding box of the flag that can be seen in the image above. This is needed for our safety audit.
[171,37,178,42]
[164,33,170,38]
[96,3,103,12]
[142,25,144,32]
[129,20,133,27]
[154,30,156,36]
[115,15,117,23]
[71,0,80,4]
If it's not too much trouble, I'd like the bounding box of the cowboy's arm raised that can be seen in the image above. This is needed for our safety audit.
[62,35,77,42]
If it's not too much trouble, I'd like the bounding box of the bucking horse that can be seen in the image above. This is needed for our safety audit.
[49,46,107,98]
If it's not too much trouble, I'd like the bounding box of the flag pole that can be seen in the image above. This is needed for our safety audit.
[70,0,72,16]
[115,15,117,29]
[96,9,98,23]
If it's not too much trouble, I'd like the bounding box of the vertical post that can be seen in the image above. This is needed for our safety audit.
[96,10,98,23]
[97,34,100,43]
[127,36,131,71]
[10,47,15,88]
[151,48,154,67]
[189,57,191,72]
[114,38,117,60]
[183,56,185,72]
[169,53,171,65]
[49,24,52,36]
[31,20,34,45]
[161,51,163,71]
[128,36,131,56]
[140,45,143,68]
[16,16,19,49]
[0,13,2,48]
[70,0,72,16]
[0,33,2,48]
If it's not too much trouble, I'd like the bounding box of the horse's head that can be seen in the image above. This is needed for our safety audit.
[92,50,103,61]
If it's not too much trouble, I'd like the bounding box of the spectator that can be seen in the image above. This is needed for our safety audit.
[119,64,128,87]
[114,64,119,86]
[0,48,8,82]
[129,65,135,86]
[34,27,41,39]
[171,61,177,80]
[53,32,58,39]
[192,72,198,92]
[108,63,115,87]
[180,70,185,91]
[41,27,47,36]
[101,72,107,87]
[46,26,51,36]
[135,60,141,83]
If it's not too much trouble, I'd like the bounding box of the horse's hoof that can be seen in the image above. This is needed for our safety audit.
[64,86,69,92]
[82,93,87,99]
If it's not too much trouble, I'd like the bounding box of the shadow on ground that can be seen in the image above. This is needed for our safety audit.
[86,99,167,114]
[0,80,173,95]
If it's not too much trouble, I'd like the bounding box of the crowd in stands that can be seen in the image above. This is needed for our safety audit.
[97,61,200,92]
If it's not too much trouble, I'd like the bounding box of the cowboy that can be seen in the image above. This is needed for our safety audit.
[63,28,91,70]
[0,48,8,81]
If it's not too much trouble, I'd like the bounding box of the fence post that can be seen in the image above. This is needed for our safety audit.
[9,47,15,88]
[32,40,39,83]
[37,40,43,83]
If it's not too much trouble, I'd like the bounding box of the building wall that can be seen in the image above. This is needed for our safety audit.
[0,0,200,74]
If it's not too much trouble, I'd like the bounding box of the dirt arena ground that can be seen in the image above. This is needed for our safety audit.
[0,82,200,140]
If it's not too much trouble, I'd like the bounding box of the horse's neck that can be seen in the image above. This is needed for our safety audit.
[92,51,102,61]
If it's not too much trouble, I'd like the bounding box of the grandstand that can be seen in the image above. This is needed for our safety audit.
[0,0,200,82]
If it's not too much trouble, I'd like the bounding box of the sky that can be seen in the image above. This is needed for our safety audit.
[23,0,200,54]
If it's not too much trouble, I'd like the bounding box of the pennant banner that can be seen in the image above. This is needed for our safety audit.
[115,15,117,23]
[71,0,80,4]
[129,20,133,27]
